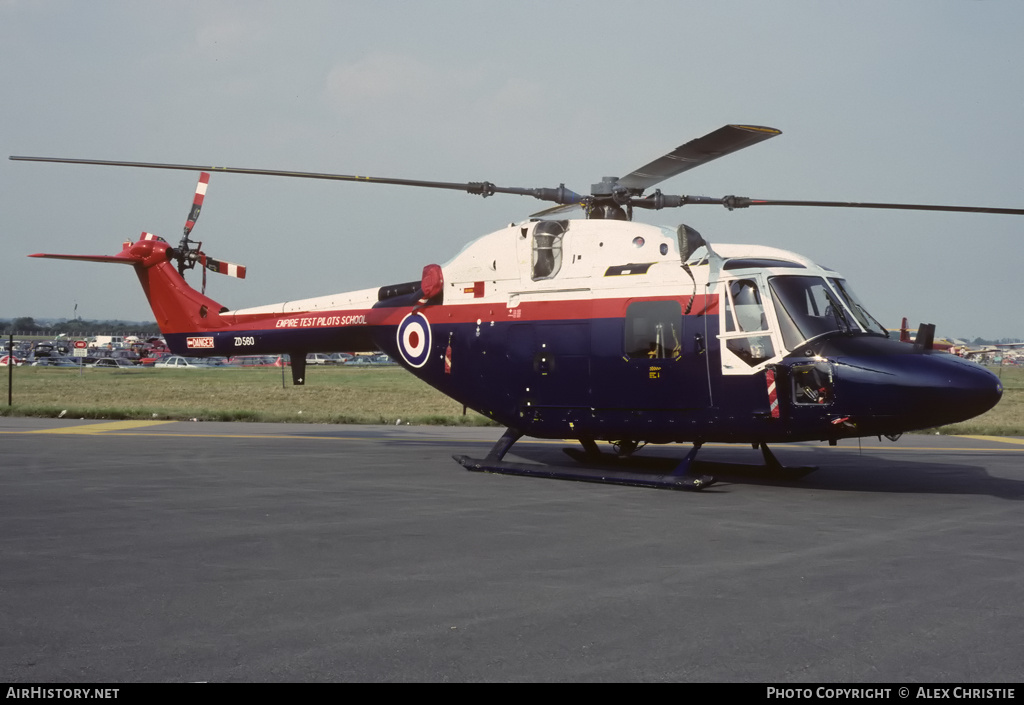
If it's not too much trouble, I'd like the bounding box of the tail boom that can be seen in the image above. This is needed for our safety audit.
[30,238,384,357]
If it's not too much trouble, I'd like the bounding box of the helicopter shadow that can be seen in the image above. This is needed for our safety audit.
[501,443,1024,500]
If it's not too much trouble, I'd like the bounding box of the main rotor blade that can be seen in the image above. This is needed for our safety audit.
[616,125,781,192]
[8,155,584,205]
[693,196,1024,216]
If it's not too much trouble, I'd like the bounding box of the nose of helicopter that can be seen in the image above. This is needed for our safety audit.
[827,343,1003,431]
[914,354,1003,423]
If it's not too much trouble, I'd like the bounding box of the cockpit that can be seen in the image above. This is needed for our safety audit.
[718,269,888,373]
[769,275,887,347]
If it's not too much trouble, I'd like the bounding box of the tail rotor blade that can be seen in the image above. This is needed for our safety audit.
[199,254,247,279]
[184,172,210,238]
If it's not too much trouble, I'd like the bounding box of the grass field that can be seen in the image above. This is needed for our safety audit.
[0,365,494,426]
[943,365,1024,436]
[2,363,1022,435]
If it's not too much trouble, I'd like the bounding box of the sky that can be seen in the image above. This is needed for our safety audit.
[2,0,1023,340]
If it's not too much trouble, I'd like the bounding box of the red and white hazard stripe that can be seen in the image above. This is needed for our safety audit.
[184,172,210,236]
[200,255,247,279]
[766,368,780,418]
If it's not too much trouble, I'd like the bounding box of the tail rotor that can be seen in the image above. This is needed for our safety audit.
[177,171,209,274]
[165,172,246,293]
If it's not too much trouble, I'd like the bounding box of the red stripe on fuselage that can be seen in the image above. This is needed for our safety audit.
[217,293,719,334]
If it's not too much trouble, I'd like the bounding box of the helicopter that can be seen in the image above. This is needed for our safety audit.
[11,124,1023,491]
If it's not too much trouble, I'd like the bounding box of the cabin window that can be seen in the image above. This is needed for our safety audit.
[532,221,566,281]
[625,300,682,359]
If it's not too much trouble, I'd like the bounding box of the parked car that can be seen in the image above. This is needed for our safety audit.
[154,356,214,369]
[138,342,171,365]
[305,353,337,365]
[31,356,81,367]
[90,358,139,369]
[225,355,280,367]
[142,353,174,367]
[350,354,395,366]
[31,342,71,356]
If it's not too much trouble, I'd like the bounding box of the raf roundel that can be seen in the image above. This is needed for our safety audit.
[396,312,432,368]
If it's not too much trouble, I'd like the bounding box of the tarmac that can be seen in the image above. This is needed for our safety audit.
[2,417,1023,682]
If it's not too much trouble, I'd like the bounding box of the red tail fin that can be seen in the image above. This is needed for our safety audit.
[31,237,230,335]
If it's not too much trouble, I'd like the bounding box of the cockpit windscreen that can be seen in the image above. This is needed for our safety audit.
[769,275,886,349]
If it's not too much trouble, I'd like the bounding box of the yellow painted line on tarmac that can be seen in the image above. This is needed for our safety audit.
[27,420,178,435]
[7,423,1024,452]
[55,430,506,445]
[955,435,1024,446]
[9,426,559,446]
[96,431,379,441]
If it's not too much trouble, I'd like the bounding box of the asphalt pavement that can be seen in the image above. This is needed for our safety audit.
[2,418,1023,682]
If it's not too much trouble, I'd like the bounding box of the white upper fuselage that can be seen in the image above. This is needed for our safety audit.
[226,219,838,320]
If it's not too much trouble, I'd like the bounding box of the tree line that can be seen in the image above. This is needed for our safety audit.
[2,317,161,336]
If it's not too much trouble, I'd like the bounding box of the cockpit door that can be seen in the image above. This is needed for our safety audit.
[717,275,781,375]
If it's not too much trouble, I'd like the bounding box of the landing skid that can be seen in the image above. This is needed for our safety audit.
[563,440,818,482]
[452,428,714,491]
[756,443,818,480]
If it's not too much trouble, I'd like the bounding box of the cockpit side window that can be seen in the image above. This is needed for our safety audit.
[727,279,768,332]
[720,278,776,370]
[531,220,566,281]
